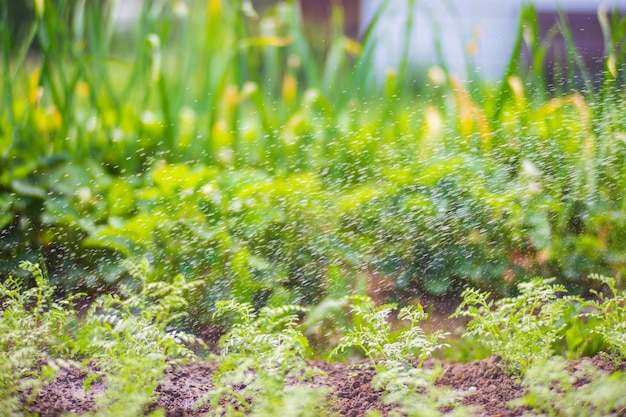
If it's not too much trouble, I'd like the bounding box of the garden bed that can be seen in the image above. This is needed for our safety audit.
[4,3,626,416]
[28,355,625,417]
[3,263,625,417]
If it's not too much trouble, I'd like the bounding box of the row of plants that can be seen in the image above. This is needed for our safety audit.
[2,0,626,318]
[0,260,203,417]
[2,261,626,416]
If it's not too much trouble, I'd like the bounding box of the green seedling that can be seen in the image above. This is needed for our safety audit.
[587,274,626,359]
[74,257,204,417]
[452,277,580,376]
[196,300,332,416]
[332,295,448,368]
[333,295,472,416]
[510,356,626,417]
[369,364,475,417]
[0,261,82,416]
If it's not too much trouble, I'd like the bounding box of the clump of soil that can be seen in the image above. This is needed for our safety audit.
[437,356,524,417]
[28,355,622,417]
[29,365,103,416]
[312,361,394,417]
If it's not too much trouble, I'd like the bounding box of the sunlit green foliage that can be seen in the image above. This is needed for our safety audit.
[0,261,80,415]
[554,300,608,360]
[2,0,626,314]
[331,295,470,417]
[1,262,626,415]
[369,366,473,417]
[74,257,204,416]
[2,1,626,412]
[587,274,626,359]
[197,300,332,416]
[332,295,448,368]
[454,275,626,376]
[511,356,626,417]
[452,278,580,376]
[0,259,203,417]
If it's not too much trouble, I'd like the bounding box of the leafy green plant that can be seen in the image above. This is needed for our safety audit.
[332,295,471,417]
[197,300,332,416]
[554,300,607,359]
[212,300,311,373]
[87,164,345,311]
[0,257,204,417]
[73,257,204,417]
[510,356,626,417]
[587,274,626,359]
[4,0,626,347]
[452,277,580,376]
[204,363,332,417]
[332,295,448,368]
[0,261,81,416]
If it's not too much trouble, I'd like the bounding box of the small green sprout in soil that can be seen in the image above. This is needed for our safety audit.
[195,300,332,416]
[452,277,581,376]
[510,356,626,416]
[587,274,626,359]
[334,295,473,417]
[0,261,82,415]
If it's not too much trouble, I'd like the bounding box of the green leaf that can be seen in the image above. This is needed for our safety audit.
[108,179,135,217]
[423,276,450,295]
[11,179,46,199]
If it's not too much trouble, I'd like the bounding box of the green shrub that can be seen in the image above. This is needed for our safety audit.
[3,0,626,316]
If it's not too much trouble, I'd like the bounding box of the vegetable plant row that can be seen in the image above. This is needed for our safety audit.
[2,261,626,416]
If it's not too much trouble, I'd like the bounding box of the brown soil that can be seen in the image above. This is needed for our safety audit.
[28,355,623,417]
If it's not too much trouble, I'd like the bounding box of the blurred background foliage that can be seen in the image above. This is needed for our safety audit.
[1,0,626,330]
